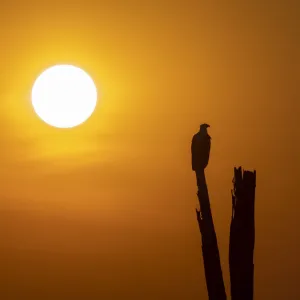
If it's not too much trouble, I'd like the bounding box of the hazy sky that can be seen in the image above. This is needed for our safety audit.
[1,1,299,299]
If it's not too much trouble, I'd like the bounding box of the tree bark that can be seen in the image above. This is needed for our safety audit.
[229,167,256,300]
[195,169,227,300]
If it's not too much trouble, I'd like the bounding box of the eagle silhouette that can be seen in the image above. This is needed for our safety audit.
[191,123,211,171]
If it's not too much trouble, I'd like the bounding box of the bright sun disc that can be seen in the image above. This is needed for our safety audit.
[32,65,98,128]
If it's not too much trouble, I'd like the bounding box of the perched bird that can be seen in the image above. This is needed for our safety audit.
[191,123,211,171]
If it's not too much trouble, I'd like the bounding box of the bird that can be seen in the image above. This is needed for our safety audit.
[191,123,211,171]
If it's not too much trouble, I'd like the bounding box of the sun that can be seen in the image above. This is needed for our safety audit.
[31,65,98,129]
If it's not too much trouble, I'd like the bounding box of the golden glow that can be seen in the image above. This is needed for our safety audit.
[31,65,97,128]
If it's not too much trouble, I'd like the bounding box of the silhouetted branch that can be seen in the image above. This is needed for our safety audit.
[229,167,256,300]
[196,169,227,300]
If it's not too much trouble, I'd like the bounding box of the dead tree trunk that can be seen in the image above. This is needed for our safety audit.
[195,169,227,300]
[229,167,256,300]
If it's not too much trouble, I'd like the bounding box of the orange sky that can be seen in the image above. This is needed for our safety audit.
[0,1,299,299]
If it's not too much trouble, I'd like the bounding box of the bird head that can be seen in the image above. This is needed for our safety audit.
[200,123,210,134]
